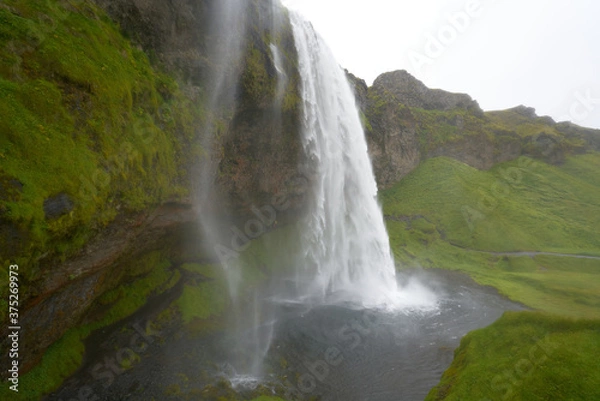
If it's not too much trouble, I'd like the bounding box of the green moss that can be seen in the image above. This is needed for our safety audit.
[412,108,461,147]
[13,327,87,399]
[366,88,391,120]
[241,44,276,106]
[181,262,221,278]
[96,255,176,323]
[281,81,301,112]
[426,312,600,401]
[0,0,200,282]
[176,277,229,324]
[486,109,558,137]
[359,111,372,132]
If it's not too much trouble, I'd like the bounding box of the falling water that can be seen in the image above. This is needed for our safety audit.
[197,1,435,386]
[269,43,288,108]
[198,0,248,303]
[289,12,399,307]
[195,0,268,382]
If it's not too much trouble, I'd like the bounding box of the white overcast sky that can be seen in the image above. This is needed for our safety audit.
[282,0,600,129]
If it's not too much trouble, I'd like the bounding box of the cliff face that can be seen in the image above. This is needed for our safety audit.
[94,0,306,216]
[364,90,421,189]
[0,0,306,377]
[360,70,599,189]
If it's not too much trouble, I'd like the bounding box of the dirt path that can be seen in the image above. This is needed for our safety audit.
[466,249,600,261]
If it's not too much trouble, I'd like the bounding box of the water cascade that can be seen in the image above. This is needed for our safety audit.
[289,12,400,307]
[197,1,436,385]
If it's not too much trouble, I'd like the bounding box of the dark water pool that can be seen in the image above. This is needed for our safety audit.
[268,269,526,401]
[46,269,525,401]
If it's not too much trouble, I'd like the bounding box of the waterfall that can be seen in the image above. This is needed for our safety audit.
[269,43,288,108]
[196,2,435,385]
[289,12,399,307]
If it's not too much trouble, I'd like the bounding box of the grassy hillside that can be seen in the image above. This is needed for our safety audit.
[381,152,600,400]
[0,0,201,280]
[426,312,600,401]
[382,153,600,318]
[382,154,600,256]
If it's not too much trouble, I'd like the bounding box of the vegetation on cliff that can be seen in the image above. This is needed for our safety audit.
[0,0,201,288]
[0,251,178,399]
[363,70,598,189]
[0,0,203,397]
[0,2,302,399]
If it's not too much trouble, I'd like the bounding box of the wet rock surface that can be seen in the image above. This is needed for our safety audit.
[1,203,198,375]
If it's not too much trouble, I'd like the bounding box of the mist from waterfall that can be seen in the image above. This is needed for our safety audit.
[195,0,436,386]
[195,0,271,381]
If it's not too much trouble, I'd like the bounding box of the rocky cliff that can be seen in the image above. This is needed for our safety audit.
[372,70,483,115]
[360,70,599,188]
[0,0,306,380]
[94,0,307,216]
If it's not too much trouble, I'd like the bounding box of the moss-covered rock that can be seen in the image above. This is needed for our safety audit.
[0,0,203,384]
[0,0,202,272]
[0,0,306,392]
[362,70,600,189]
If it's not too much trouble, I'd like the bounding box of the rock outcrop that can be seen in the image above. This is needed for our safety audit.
[365,92,421,189]
[372,70,483,115]
[345,69,368,113]
[362,70,599,188]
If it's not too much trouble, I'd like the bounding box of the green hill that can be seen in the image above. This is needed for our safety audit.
[382,153,600,318]
[425,312,600,401]
[382,153,600,400]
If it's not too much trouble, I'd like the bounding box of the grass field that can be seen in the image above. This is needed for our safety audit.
[382,153,600,318]
[425,312,600,401]
[381,153,600,400]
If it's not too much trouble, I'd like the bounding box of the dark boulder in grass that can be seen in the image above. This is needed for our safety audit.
[43,193,74,219]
